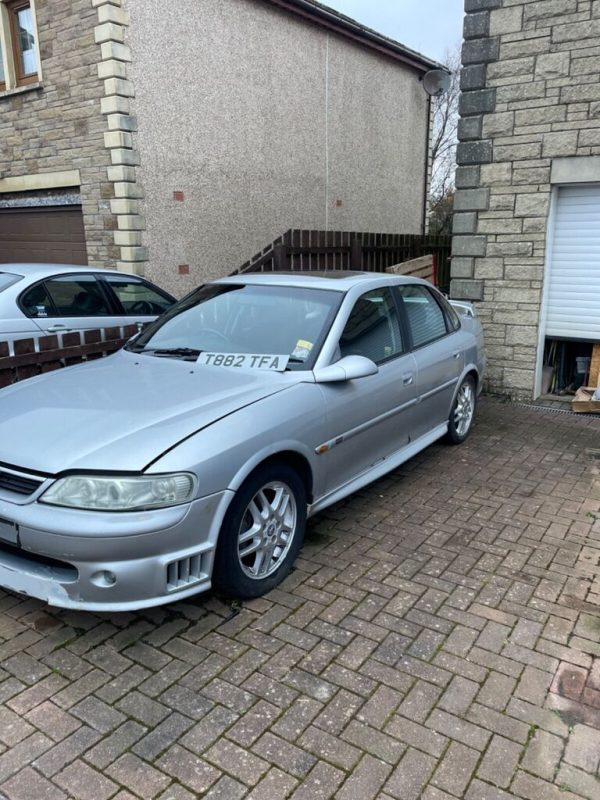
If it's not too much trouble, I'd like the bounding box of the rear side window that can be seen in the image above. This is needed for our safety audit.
[436,293,461,332]
[106,277,173,315]
[21,275,112,318]
[20,282,54,318]
[0,273,23,292]
[398,285,448,348]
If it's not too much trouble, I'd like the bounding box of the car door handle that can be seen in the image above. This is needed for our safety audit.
[47,325,71,332]
[402,373,414,385]
[452,350,461,359]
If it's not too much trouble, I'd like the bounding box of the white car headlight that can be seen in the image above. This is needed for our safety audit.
[40,473,197,511]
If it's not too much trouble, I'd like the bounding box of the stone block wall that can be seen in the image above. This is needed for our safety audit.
[0,0,117,267]
[451,0,600,397]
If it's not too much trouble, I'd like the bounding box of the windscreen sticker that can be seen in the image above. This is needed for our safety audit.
[291,339,313,361]
[198,352,290,371]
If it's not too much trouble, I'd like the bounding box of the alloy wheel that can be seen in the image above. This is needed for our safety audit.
[454,381,475,438]
[237,481,297,579]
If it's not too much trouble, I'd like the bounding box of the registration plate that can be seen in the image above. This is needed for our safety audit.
[198,353,290,371]
[0,517,18,546]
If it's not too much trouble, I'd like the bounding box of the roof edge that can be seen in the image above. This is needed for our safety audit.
[262,0,446,74]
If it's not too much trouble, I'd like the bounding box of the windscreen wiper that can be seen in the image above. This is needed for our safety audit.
[138,347,202,360]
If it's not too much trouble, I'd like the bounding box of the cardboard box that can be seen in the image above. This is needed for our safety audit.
[572,387,600,414]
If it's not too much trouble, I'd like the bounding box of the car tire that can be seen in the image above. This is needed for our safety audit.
[213,461,307,598]
[446,375,477,445]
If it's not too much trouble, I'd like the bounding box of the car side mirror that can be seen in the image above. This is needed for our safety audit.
[314,355,378,383]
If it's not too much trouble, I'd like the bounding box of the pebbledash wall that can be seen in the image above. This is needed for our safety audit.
[123,0,433,295]
[451,0,600,399]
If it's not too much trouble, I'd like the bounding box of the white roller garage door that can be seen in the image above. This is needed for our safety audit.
[545,185,600,341]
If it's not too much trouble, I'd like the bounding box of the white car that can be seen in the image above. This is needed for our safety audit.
[0,263,175,343]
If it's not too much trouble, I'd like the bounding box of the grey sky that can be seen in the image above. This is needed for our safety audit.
[323,0,465,64]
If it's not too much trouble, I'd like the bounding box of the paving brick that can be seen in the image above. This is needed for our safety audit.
[342,719,405,765]
[477,734,523,789]
[288,761,345,800]
[156,746,220,795]
[564,724,600,773]
[384,747,437,800]
[55,760,119,800]
[521,729,565,782]
[205,737,269,786]
[431,741,479,796]
[298,726,361,771]
[0,767,67,800]
[336,754,392,800]
[251,732,316,778]
[439,676,480,715]
[244,767,298,800]
[477,671,517,711]
[106,753,171,798]
[385,715,449,758]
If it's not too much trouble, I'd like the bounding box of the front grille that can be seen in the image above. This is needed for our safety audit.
[166,554,205,591]
[0,540,78,583]
[0,468,44,496]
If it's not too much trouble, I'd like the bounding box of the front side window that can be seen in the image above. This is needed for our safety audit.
[129,283,342,368]
[339,288,404,365]
[398,285,448,348]
[105,277,174,316]
[1,1,39,91]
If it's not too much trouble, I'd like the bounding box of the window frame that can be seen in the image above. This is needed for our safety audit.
[0,0,40,92]
[338,286,407,367]
[394,284,458,352]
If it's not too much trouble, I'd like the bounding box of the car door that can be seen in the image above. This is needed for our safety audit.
[19,274,124,336]
[317,287,417,493]
[100,275,175,326]
[396,284,463,440]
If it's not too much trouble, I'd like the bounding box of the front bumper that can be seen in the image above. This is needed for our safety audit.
[0,490,234,611]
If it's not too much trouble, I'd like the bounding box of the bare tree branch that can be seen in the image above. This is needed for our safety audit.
[429,46,460,235]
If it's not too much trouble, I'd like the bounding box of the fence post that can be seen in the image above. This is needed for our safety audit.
[350,237,362,269]
[274,243,288,271]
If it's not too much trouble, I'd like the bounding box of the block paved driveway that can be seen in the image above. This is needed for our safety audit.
[0,398,600,800]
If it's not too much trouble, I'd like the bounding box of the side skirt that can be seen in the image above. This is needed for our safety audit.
[308,422,448,516]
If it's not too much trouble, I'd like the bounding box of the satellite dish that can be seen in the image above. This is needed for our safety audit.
[422,69,452,97]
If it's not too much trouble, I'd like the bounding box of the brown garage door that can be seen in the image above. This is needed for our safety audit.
[0,207,88,265]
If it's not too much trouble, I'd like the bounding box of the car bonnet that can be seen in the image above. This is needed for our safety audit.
[0,349,303,474]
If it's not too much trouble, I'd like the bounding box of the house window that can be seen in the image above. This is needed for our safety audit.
[0,0,40,91]
[0,39,6,90]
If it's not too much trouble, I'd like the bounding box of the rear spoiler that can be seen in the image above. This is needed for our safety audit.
[449,300,476,318]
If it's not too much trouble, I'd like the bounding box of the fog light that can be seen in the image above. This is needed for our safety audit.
[91,570,117,588]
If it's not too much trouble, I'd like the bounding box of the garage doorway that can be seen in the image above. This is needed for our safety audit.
[536,184,600,399]
[0,206,87,265]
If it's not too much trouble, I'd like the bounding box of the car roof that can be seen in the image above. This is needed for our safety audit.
[0,263,141,280]
[217,271,430,292]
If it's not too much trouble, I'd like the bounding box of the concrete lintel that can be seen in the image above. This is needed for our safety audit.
[0,170,81,194]
[551,156,600,184]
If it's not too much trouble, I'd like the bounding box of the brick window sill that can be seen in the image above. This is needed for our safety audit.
[0,81,43,100]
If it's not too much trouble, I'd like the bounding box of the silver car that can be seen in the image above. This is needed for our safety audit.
[0,263,175,344]
[0,272,485,611]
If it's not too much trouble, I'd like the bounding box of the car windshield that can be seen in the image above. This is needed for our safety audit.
[0,272,23,292]
[127,283,342,369]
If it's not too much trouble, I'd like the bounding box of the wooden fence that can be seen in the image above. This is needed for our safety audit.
[234,230,452,292]
[0,325,138,388]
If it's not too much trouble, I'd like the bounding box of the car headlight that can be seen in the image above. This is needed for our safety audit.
[40,473,197,511]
